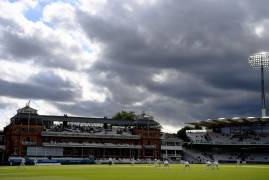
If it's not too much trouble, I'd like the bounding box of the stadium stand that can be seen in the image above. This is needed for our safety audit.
[184,117,269,163]
[2,105,269,165]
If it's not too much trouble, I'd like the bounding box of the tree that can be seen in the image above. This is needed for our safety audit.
[176,126,193,141]
[112,111,137,120]
[176,125,202,141]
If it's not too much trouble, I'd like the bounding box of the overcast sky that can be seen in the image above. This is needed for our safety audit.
[0,0,269,132]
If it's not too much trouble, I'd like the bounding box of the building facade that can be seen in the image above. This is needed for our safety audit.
[0,131,4,163]
[161,133,182,161]
[3,105,161,161]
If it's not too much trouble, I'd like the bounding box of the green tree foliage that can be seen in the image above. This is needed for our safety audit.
[112,111,137,120]
[176,125,202,141]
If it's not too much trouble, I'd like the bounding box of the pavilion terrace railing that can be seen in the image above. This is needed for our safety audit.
[41,131,141,139]
[42,142,142,149]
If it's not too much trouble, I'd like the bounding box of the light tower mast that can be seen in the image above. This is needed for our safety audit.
[248,52,269,117]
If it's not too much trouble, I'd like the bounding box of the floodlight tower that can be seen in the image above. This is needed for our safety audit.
[248,52,269,117]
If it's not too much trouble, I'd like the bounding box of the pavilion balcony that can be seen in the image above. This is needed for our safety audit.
[42,142,142,149]
[41,131,140,139]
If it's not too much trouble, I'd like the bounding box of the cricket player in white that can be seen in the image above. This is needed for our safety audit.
[206,160,212,169]
[184,160,190,169]
[34,158,38,166]
[236,159,240,167]
[213,160,219,169]
[154,159,158,167]
[20,158,25,167]
[108,157,113,165]
[164,160,169,167]
[8,158,12,166]
[131,158,135,166]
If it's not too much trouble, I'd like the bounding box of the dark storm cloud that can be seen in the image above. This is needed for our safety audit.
[78,0,252,70]
[90,64,222,104]
[54,100,122,118]
[30,71,74,88]
[75,0,269,126]
[0,75,80,101]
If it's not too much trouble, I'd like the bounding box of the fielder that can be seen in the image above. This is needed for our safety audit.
[184,160,191,169]
[164,159,169,168]
[206,160,212,169]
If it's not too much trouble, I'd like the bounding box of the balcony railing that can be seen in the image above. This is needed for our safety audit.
[190,140,269,145]
[41,131,140,139]
[143,145,156,149]
[161,145,182,150]
[42,142,142,149]
[21,141,37,145]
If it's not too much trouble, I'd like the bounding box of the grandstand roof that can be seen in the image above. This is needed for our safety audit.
[11,113,160,127]
[187,117,269,128]
[40,115,159,126]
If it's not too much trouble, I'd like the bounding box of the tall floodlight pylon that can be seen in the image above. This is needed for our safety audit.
[248,52,269,117]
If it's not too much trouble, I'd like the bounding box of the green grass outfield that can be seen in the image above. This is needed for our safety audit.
[0,164,269,180]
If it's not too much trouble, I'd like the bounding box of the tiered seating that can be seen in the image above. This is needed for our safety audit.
[246,154,269,162]
[212,151,237,162]
[182,147,209,163]
[186,132,207,143]
[187,131,269,145]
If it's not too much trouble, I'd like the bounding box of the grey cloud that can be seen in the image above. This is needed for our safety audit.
[76,0,269,127]
[2,0,269,130]
[53,97,190,127]
[54,100,122,118]
[0,78,79,102]
[0,18,82,70]
[0,102,13,109]
[1,31,49,59]
[30,70,74,88]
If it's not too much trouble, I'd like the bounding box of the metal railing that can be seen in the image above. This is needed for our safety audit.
[42,142,142,149]
[41,131,140,139]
